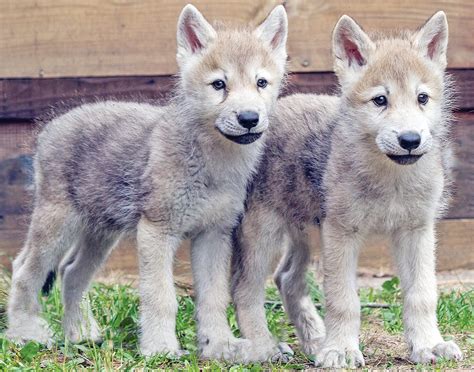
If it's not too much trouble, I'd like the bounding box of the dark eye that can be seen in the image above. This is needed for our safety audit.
[372,95,388,107]
[418,93,429,105]
[257,78,268,88]
[212,80,226,91]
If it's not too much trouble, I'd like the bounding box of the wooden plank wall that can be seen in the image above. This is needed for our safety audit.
[0,75,473,275]
[0,1,473,278]
[0,0,473,77]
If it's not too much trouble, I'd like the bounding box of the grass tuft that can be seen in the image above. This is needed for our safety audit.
[0,270,10,330]
[0,273,472,370]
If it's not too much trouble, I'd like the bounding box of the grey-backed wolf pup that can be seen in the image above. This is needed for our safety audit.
[6,4,288,360]
[232,12,463,367]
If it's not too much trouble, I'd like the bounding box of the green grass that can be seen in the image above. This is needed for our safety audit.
[360,277,473,334]
[0,273,472,370]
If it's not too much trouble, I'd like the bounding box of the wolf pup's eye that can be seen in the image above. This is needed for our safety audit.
[372,95,388,107]
[257,78,268,88]
[212,80,226,90]
[418,93,429,105]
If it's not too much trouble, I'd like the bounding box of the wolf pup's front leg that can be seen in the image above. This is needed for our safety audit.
[391,222,463,363]
[191,227,252,361]
[137,217,187,357]
[316,220,365,368]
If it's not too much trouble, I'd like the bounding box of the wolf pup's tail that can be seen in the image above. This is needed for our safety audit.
[41,271,57,295]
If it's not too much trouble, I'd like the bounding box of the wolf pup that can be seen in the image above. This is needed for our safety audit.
[232,12,463,367]
[6,4,288,361]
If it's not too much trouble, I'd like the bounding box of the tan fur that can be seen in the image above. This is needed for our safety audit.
[232,12,462,366]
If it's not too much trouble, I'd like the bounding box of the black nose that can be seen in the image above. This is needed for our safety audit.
[237,111,259,130]
[398,131,421,151]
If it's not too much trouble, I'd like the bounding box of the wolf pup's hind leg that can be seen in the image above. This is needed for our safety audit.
[61,230,119,343]
[232,208,292,362]
[7,204,78,345]
[274,226,325,356]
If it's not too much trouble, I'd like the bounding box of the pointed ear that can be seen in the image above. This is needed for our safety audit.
[177,5,217,60]
[332,15,374,75]
[413,11,448,69]
[254,5,288,63]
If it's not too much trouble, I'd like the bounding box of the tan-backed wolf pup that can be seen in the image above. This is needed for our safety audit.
[232,12,463,366]
[6,4,288,360]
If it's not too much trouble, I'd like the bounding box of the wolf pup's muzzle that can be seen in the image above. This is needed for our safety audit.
[223,132,263,144]
[387,131,424,165]
[223,110,263,144]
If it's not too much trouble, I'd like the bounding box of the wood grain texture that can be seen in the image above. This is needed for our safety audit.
[0,113,472,274]
[1,69,473,120]
[285,0,474,72]
[0,1,473,78]
[450,112,474,219]
[1,219,473,279]
[0,112,472,226]
[84,217,474,276]
[0,0,280,78]
[0,76,176,120]
[308,219,474,274]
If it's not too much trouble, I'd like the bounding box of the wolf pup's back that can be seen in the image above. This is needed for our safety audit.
[35,101,163,231]
[6,4,289,362]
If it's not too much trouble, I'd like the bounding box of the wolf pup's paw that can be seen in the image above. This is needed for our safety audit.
[301,336,324,356]
[63,316,102,344]
[315,346,365,369]
[410,340,463,364]
[271,342,294,363]
[238,339,293,363]
[433,340,463,361]
[140,339,188,358]
[6,316,54,346]
[200,337,252,362]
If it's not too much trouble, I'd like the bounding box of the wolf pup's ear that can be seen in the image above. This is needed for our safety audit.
[413,11,449,69]
[254,5,288,66]
[177,5,217,63]
[332,15,375,82]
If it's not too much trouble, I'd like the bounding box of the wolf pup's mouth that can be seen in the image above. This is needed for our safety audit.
[223,132,262,145]
[387,154,423,165]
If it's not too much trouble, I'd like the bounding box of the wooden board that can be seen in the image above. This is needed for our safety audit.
[307,220,474,274]
[0,113,473,275]
[0,112,472,223]
[285,0,474,72]
[1,219,473,282]
[0,0,279,78]
[1,69,473,120]
[0,1,473,78]
[0,76,175,120]
[452,112,474,219]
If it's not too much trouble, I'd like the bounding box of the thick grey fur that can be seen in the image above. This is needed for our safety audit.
[6,4,289,362]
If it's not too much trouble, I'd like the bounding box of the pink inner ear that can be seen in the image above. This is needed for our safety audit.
[427,33,440,59]
[185,21,203,53]
[343,37,365,67]
[270,32,281,50]
[269,21,283,50]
